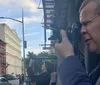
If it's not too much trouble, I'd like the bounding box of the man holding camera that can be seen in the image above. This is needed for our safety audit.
[55,0,100,85]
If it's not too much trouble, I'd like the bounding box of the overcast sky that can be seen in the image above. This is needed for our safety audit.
[0,0,51,56]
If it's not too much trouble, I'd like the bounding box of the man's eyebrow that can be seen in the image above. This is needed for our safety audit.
[81,17,92,24]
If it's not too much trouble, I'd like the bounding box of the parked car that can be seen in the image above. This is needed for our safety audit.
[3,74,16,80]
[0,76,12,85]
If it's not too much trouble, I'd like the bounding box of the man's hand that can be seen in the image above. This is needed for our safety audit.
[50,72,57,82]
[55,30,74,59]
[29,59,34,67]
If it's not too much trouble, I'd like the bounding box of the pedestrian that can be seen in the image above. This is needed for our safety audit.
[55,0,100,85]
[21,74,24,84]
[19,74,22,85]
[27,59,56,85]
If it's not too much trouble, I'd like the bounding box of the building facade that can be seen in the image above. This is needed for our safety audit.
[0,23,22,74]
[0,39,6,75]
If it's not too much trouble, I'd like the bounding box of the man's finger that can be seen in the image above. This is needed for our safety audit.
[60,30,68,42]
[55,43,61,50]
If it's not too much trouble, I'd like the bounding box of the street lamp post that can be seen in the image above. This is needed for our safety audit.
[0,10,26,82]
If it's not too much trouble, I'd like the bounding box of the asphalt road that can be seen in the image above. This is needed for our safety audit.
[9,79,19,85]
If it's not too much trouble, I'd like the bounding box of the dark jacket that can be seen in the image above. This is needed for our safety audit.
[59,56,100,85]
[27,67,54,85]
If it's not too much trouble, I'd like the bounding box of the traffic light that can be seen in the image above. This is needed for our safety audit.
[24,41,27,48]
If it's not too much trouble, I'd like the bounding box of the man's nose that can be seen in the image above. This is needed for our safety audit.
[80,26,87,34]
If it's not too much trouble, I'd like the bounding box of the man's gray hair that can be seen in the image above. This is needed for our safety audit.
[79,0,100,15]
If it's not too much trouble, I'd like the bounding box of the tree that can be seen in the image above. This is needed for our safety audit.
[38,51,50,57]
[27,51,37,58]
[37,51,57,62]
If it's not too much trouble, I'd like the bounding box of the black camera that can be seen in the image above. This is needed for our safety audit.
[49,23,83,56]
[48,23,81,46]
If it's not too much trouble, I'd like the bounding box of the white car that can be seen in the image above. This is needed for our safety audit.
[0,76,12,85]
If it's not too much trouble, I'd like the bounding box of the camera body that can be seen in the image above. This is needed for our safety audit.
[48,23,81,56]
[49,23,81,45]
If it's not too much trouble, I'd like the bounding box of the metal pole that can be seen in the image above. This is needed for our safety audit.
[0,17,22,23]
[22,9,26,82]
